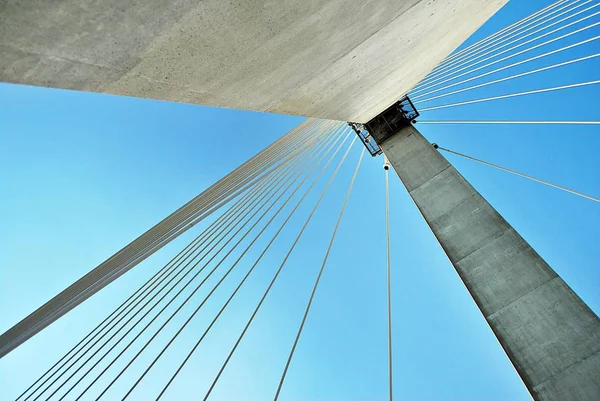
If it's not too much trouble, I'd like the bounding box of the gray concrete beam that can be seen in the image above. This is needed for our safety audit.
[381,125,600,401]
[0,0,507,122]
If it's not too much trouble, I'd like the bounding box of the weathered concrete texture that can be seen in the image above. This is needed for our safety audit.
[0,0,506,122]
[381,125,600,401]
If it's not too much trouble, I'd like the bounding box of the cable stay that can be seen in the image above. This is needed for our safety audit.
[413,51,600,104]
[153,131,355,401]
[419,79,600,112]
[273,147,366,401]
[119,128,352,400]
[413,30,600,102]
[418,120,600,125]
[22,121,332,401]
[418,0,600,87]
[58,126,346,396]
[414,0,594,88]
[19,124,338,398]
[40,140,320,400]
[202,137,358,401]
[16,122,379,401]
[426,0,591,77]
[428,0,571,73]
[20,177,272,401]
[75,130,346,401]
[404,0,572,95]
[91,128,350,399]
[0,118,337,360]
[432,144,600,203]
[384,155,394,401]
[411,16,600,97]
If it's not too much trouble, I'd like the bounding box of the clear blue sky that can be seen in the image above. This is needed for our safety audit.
[1,0,599,399]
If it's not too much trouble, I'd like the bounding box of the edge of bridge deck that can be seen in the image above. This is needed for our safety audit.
[0,0,507,122]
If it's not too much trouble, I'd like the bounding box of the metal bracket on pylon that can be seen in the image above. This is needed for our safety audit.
[348,95,419,157]
[348,122,382,157]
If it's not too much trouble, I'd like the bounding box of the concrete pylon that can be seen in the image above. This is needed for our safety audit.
[380,125,600,401]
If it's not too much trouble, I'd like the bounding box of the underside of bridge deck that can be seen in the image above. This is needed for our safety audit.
[0,0,507,122]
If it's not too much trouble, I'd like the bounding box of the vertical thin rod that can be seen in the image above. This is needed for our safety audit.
[385,163,393,401]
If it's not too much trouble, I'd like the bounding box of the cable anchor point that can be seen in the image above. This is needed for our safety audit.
[383,155,391,170]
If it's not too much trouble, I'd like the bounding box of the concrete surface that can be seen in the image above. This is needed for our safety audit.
[381,125,600,401]
[0,0,506,122]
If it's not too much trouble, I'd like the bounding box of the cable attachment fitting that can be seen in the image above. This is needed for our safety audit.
[383,155,391,170]
[432,143,439,149]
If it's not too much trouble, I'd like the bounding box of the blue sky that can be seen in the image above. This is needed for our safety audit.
[1,0,599,400]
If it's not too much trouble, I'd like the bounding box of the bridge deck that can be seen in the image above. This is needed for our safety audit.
[0,0,506,122]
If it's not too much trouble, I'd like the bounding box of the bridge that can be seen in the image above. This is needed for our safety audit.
[0,0,598,400]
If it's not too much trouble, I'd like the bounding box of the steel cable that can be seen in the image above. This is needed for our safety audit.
[412,33,600,102]
[155,128,356,401]
[419,79,600,112]
[19,175,268,401]
[430,0,570,71]
[0,120,328,359]
[38,120,327,318]
[61,126,340,399]
[19,138,297,401]
[273,147,365,401]
[118,125,351,400]
[411,16,600,98]
[418,120,600,124]
[414,52,600,104]
[419,0,596,86]
[93,120,328,272]
[434,144,600,202]
[88,126,347,400]
[202,136,358,401]
[63,121,331,306]
[385,159,393,401]
[33,172,283,400]
[33,126,328,400]
[63,129,332,400]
